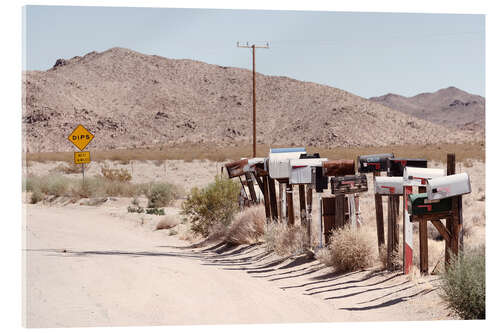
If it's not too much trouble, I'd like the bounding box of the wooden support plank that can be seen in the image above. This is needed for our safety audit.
[322,196,335,244]
[403,185,413,275]
[299,184,306,227]
[278,182,283,222]
[451,197,460,257]
[458,195,464,251]
[419,218,429,274]
[335,194,346,230]
[430,220,451,244]
[262,175,271,222]
[306,185,313,247]
[268,177,278,221]
[373,171,385,249]
[245,172,257,203]
[387,195,395,270]
[254,173,265,195]
[286,183,294,226]
[445,153,456,268]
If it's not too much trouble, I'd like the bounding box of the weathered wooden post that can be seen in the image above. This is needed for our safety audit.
[374,171,385,247]
[268,177,278,221]
[446,153,455,266]
[306,184,313,247]
[262,175,271,222]
[286,182,294,226]
[245,172,257,203]
[299,184,306,226]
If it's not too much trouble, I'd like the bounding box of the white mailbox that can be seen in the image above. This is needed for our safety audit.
[427,173,471,200]
[375,176,404,195]
[268,148,306,179]
[243,157,266,173]
[403,167,445,186]
[289,158,328,184]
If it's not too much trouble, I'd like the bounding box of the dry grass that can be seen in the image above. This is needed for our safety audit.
[155,216,179,230]
[225,206,266,245]
[25,142,484,163]
[265,223,309,257]
[51,162,86,174]
[323,225,376,273]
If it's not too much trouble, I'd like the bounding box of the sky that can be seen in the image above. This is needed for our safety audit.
[23,5,485,98]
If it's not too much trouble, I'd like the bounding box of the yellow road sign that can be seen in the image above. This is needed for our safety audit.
[74,151,91,164]
[68,125,94,151]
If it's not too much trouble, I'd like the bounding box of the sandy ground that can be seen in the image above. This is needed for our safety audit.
[23,159,484,327]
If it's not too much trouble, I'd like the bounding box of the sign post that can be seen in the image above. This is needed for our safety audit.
[68,125,94,184]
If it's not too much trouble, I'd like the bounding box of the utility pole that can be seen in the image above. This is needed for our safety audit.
[237,41,269,158]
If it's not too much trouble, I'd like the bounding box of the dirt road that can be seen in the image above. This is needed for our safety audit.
[23,203,453,327]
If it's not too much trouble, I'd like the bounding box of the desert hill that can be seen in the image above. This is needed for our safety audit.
[22,47,480,152]
[370,87,485,131]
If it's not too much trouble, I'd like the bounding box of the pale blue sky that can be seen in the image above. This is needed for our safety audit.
[23,6,485,98]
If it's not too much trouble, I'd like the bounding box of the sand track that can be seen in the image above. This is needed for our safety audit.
[23,204,454,327]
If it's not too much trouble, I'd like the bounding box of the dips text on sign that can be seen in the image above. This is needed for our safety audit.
[74,151,91,164]
[68,125,94,151]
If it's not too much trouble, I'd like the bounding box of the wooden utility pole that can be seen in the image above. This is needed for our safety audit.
[237,42,270,157]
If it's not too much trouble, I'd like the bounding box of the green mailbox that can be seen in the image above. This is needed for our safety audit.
[408,193,452,216]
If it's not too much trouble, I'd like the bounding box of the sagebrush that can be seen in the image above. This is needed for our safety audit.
[146,183,182,208]
[181,175,240,237]
[439,246,485,320]
[225,206,266,245]
[265,223,309,257]
[323,225,375,273]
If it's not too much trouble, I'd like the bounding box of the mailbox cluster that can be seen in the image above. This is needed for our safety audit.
[225,148,370,248]
[226,150,470,275]
[373,154,471,274]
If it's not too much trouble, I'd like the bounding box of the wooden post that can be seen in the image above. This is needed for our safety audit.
[335,194,345,230]
[306,185,313,247]
[262,175,271,222]
[322,196,335,244]
[268,177,278,221]
[419,218,429,274]
[387,195,398,270]
[445,153,456,267]
[245,172,257,203]
[286,183,294,226]
[299,184,306,227]
[278,182,283,222]
[374,171,385,249]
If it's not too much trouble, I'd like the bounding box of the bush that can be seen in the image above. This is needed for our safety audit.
[52,162,84,174]
[30,189,44,204]
[181,175,240,237]
[146,207,165,215]
[225,206,266,245]
[155,216,178,230]
[100,164,132,182]
[127,206,144,214]
[265,223,309,256]
[439,246,485,319]
[146,183,182,208]
[324,225,375,273]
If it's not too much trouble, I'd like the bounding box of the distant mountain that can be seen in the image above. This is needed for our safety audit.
[22,48,480,152]
[370,87,485,132]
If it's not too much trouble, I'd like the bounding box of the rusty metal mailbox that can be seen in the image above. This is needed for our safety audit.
[225,159,248,178]
[357,153,394,173]
[322,160,355,177]
[331,175,368,195]
[387,158,427,177]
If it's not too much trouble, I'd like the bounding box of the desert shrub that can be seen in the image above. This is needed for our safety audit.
[145,182,182,208]
[100,164,132,182]
[146,207,165,215]
[127,206,144,213]
[225,206,266,245]
[265,223,309,256]
[168,229,178,236]
[52,162,83,174]
[181,175,240,237]
[36,174,70,196]
[155,216,178,230]
[324,225,375,273]
[30,189,44,204]
[439,246,485,319]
